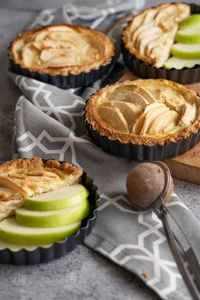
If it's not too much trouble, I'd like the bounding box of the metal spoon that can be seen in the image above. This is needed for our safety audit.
[127,161,200,300]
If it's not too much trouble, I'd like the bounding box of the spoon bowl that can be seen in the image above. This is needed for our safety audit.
[126,161,173,210]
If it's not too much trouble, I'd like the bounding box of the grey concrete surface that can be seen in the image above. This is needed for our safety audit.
[0,9,37,163]
[0,1,200,300]
[0,0,198,11]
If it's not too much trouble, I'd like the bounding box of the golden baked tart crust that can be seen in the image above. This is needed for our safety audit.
[0,157,82,221]
[10,24,114,76]
[85,79,200,147]
[122,3,190,68]
[121,3,200,85]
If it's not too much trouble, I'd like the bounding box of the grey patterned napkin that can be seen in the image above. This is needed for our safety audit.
[8,1,200,299]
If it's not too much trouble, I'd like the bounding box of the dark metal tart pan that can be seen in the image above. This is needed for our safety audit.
[8,24,114,89]
[9,55,113,89]
[121,3,200,84]
[0,163,99,265]
[83,106,200,161]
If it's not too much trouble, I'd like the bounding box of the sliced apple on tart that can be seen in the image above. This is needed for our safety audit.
[0,158,91,246]
[85,79,200,148]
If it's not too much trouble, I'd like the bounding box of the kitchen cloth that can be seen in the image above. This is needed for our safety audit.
[8,0,200,299]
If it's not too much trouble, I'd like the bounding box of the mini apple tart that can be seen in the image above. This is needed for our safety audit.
[122,3,200,84]
[0,157,99,264]
[9,24,114,88]
[84,79,200,161]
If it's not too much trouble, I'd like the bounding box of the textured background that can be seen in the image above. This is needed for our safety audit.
[0,1,200,299]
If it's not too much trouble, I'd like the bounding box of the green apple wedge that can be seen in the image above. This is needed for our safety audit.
[0,237,51,251]
[24,184,89,211]
[176,14,200,44]
[164,56,200,69]
[15,197,90,228]
[0,218,81,245]
[171,43,200,59]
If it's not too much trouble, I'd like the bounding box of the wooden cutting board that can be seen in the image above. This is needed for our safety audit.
[120,72,200,184]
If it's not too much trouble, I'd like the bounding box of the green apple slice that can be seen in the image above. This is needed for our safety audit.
[0,237,51,251]
[15,197,90,228]
[24,184,89,211]
[179,14,200,30]
[171,43,200,59]
[0,218,81,245]
[176,15,200,44]
[164,56,200,69]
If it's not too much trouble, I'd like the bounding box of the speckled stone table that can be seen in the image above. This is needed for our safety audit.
[0,1,200,300]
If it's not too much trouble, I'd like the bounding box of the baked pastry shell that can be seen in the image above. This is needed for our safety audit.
[9,24,115,89]
[0,159,99,265]
[83,79,200,161]
[84,109,200,161]
[121,3,200,84]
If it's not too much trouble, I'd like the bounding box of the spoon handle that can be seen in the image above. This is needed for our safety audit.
[156,205,200,300]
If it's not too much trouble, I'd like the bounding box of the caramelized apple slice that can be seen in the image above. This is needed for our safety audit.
[111,85,135,93]
[178,103,196,127]
[97,106,129,133]
[134,86,157,103]
[22,43,38,67]
[40,49,80,67]
[132,103,163,134]
[163,122,175,133]
[148,110,179,135]
[112,101,142,131]
[0,198,23,222]
[155,4,174,22]
[40,39,77,50]
[40,49,70,62]
[122,91,149,107]
[32,41,43,51]
[34,31,48,41]
[108,84,156,105]
[146,88,162,102]
[140,104,169,135]
[137,28,161,56]
[163,90,185,112]
[164,125,183,135]
[108,90,137,102]
[131,23,152,46]
[48,31,77,40]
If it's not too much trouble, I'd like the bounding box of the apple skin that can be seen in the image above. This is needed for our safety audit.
[179,14,200,30]
[176,14,200,44]
[15,197,90,228]
[176,32,200,44]
[171,43,200,59]
[24,184,89,211]
[164,56,200,69]
[0,218,81,245]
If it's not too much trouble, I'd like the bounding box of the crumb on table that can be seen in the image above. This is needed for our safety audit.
[142,270,149,278]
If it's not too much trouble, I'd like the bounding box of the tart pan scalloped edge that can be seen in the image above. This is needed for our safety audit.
[0,162,99,265]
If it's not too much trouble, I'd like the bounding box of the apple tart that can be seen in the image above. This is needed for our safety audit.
[122,3,200,84]
[85,79,200,161]
[9,24,114,88]
[0,157,82,221]
[0,158,99,264]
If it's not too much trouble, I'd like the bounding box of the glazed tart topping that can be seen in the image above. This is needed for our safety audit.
[86,79,200,145]
[122,3,190,67]
[0,158,82,221]
[10,25,114,75]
